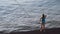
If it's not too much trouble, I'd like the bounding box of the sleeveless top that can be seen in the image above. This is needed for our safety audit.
[42,17,45,23]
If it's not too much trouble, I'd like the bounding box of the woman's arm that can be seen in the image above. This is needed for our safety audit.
[45,15,47,18]
[39,17,42,24]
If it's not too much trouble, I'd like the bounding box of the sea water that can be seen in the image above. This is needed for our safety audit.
[0,0,60,33]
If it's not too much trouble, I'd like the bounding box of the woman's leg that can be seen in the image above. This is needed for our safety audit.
[42,24,45,29]
[40,24,45,31]
[40,24,43,31]
[42,24,45,32]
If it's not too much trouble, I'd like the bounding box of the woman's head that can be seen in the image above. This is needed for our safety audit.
[42,14,45,17]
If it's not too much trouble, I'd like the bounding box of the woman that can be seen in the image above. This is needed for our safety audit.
[40,14,47,32]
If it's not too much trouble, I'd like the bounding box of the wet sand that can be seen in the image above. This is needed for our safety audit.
[9,28,60,34]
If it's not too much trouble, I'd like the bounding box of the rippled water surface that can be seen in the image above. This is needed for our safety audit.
[0,0,60,33]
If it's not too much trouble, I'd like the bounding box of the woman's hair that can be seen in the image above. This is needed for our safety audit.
[42,14,45,18]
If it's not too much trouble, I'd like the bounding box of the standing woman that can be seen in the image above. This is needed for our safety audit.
[40,14,47,32]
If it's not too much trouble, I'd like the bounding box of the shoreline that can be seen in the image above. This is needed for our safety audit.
[9,28,60,34]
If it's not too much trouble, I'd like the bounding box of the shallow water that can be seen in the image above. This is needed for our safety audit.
[0,0,60,33]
